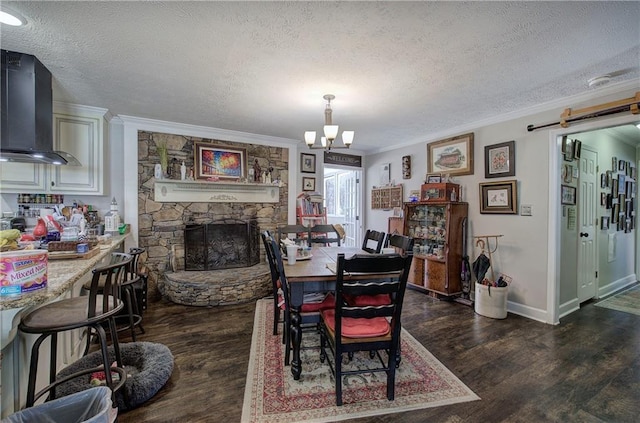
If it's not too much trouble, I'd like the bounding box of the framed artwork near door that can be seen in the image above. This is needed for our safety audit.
[562,136,573,161]
[479,180,517,214]
[561,185,576,205]
[300,153,316,173]
[484,140,515,178]
[562,164,573,183]
[302,176,316,191]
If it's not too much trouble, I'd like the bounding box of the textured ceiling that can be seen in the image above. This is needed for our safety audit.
[1,1,639,153]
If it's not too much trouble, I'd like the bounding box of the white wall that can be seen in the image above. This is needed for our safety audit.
[365,82,640,324]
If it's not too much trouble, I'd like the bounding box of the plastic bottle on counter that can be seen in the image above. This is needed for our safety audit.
[104,197,121,236]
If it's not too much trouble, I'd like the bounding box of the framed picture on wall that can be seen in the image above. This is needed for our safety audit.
[484,140,515,178]
[479,180,517,214]
[302,177,316,191]
[562,136,573,161]
[194,142,247,180]
[561,185,576,205]
[402,155,411,179]
[300,153,316,173]
[380,163,391,186]
[427,132,474,176]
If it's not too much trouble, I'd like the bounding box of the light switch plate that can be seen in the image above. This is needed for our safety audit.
[521,204,532,216]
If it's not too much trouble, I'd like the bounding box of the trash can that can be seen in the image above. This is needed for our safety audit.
[1,387,116,423]
[474,283,508,319]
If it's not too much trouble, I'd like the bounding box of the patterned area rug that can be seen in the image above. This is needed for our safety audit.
[595,285,640,316]
[241,299,479,423]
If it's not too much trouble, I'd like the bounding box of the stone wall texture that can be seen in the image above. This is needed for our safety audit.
[138,131,289,301]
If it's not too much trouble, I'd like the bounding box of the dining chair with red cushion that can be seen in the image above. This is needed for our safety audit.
[263,232,335,365]
[261,231,284,336]
[319,252,412,406]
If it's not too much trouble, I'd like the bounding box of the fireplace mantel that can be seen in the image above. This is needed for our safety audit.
[154,180,280,203]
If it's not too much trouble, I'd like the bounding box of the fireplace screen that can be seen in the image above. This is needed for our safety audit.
[184,220,260,271]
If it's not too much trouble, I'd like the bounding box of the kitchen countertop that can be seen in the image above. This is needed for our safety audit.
[0,234,128,311]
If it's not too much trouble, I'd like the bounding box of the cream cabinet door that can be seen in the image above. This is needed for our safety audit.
[0,162,47,192]
[51,105,106,195]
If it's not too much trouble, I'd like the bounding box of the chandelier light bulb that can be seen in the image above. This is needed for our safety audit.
[342,131,354,145]
[304,131,316,146]
[323,125,339,141]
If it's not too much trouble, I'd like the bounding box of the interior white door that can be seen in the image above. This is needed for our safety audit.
[577,147,598,303]
[324,167,361,247]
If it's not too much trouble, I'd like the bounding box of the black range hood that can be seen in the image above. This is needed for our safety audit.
[1,49,77,165]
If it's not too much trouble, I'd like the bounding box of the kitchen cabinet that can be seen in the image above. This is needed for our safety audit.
[0,103,107,195]
[403,201,468,296]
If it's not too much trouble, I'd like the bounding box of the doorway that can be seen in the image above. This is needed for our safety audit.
[555,118,640,321]
[323,166,362,247]
[577,146,597,303]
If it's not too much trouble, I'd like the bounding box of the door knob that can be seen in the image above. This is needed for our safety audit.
[580,232,588,237]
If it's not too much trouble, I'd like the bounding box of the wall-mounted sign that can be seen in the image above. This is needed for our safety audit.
[323,151,362,168]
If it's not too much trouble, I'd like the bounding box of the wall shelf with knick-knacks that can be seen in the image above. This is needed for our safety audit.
[154,180,279,203]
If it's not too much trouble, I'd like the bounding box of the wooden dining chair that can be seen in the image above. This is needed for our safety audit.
[385,233,415,253]
[263,232,335,365]
[261,231,285,337]
[361,229,386,253]
[309,224,341,246]
[319,252,412,406]
[277,224,311,247]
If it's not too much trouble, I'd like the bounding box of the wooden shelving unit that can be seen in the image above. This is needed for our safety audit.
[371,185,403,210]
[296,192,326,227]
[403,200,468,297]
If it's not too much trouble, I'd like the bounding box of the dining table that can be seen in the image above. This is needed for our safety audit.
[284,245,370,380]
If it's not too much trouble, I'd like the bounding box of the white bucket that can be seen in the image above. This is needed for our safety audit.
[474,283,508,319]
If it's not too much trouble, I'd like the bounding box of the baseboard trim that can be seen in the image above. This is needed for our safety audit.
[506,301,550,324]
[598,274,637,299]
[559,298,580,319]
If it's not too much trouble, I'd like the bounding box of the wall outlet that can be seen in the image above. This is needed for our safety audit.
[521,204,532,216]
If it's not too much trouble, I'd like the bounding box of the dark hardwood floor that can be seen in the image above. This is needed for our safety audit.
[117,288,640,423]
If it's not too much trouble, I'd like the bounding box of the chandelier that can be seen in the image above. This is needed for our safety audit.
[304,94,354,150]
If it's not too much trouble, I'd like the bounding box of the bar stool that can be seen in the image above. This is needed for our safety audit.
[122,247,146,340]
[18,254,133,407]
[82,249,146,344]
[129,247,148,312]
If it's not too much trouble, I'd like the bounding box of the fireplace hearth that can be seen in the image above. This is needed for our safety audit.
[184,220,260,271]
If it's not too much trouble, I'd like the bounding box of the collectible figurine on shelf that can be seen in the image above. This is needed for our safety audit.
[253,159,262,182]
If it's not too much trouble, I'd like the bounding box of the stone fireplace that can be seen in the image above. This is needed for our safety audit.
[184,220,260,271]
[137,130,289,306]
